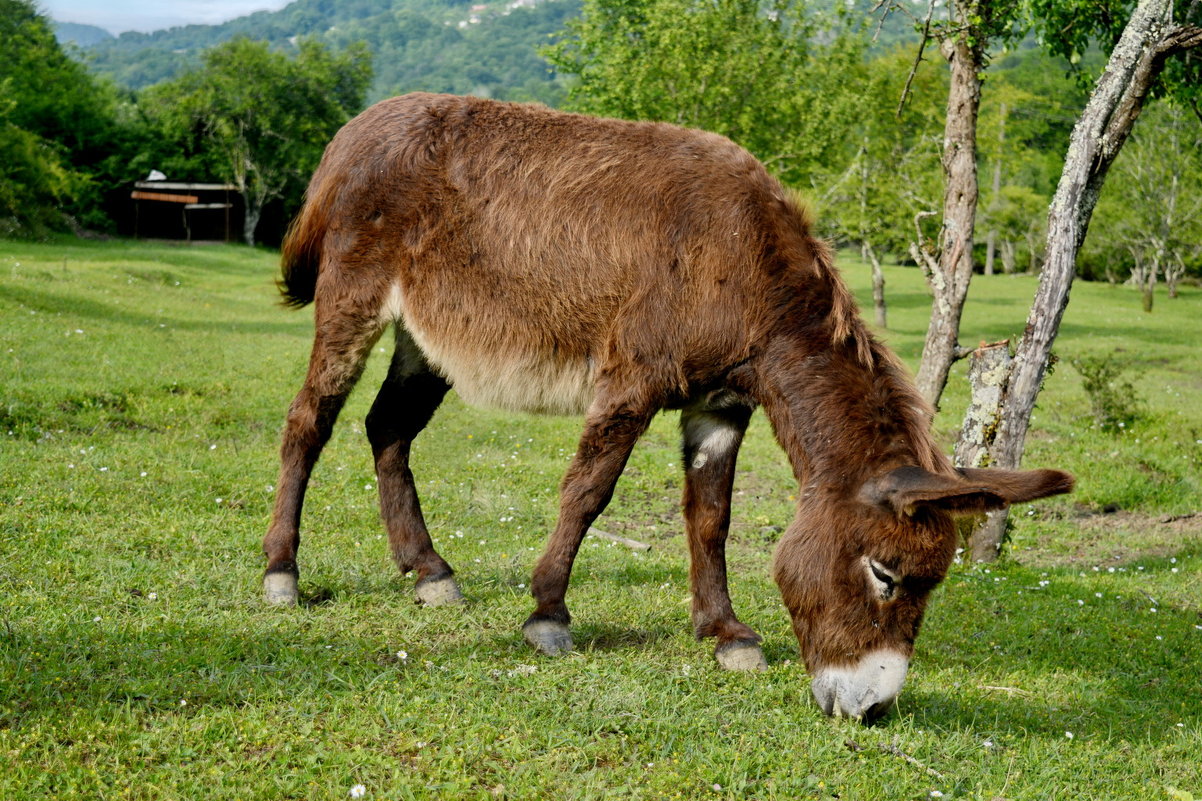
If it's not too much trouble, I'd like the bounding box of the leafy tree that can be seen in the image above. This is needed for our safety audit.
[968,0,1202,560]
[816,48,946,327]
[1087,101,1202,308]
[0,0,123,234]
[545,0,866,186]
[142,38,372,245]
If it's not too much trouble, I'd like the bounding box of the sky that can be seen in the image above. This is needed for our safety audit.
[39,0,293,34]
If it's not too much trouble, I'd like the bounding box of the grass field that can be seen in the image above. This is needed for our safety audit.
[1,236,1199,800]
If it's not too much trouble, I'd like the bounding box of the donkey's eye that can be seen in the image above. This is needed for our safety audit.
[864,557,899,600]
[869,560,896,586]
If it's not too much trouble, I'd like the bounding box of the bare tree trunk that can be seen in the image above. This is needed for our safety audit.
[1141,261,1156,312]
[955,341,1013,561]
[1166,255,1185,298]
[913,22,984,409]
[1000,239,1016,274]
[863,240,887,329]
[983,103,1005,278]
[967,0,1202,560]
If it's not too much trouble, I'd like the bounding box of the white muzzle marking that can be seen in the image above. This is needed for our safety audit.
[811,650,909,721]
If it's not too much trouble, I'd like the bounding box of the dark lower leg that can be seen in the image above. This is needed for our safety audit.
[366,364,453,587]
[263,389,350,578]
[681,407,760,653]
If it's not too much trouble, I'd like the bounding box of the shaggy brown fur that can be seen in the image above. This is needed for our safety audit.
[264,93,1073,700]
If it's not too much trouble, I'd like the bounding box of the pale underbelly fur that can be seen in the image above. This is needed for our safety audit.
[381,282,597,416]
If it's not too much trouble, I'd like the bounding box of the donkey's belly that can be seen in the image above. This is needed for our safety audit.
[384,290,597,416]
[416,329,596,416]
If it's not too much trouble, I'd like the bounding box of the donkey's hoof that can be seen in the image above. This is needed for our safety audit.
[263,572,299,606]
[415,575,464,607]
[523,620,573,656]
[715,642,767,671]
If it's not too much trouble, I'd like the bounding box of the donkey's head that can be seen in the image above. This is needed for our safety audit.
[774,465,1073,722]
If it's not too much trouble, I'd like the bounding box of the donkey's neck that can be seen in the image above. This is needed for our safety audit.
[756,327,948,494]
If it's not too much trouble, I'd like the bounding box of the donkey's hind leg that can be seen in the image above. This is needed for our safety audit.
[262,298,385,605]
[366,330,460,606]
[680,395,765,671]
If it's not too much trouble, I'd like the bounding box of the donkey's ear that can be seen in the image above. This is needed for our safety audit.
[863,465,1074,517]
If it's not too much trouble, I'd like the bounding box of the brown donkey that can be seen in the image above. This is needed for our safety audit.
[264,93,1073,721]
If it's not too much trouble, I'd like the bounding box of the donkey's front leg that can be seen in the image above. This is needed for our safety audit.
[681,400,766,671]
[523,392,656,655]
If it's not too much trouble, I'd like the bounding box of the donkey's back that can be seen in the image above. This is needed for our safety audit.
[279,92,822,415]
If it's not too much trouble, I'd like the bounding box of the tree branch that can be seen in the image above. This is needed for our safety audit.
[897,0,936,116]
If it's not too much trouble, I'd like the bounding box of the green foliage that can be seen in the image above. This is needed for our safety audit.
[545,0,867,185]
[140,38,372,244]
[1069,354,1143,434]
[1085,101,1202,288]
[814,47,946,257]
[70,0,578,105]
[0,0,118,234]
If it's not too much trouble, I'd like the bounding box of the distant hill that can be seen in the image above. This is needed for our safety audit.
[54,21,114,47]
[70,0,578,105]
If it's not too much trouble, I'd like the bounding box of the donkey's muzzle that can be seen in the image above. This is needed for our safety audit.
[811,650,908,722]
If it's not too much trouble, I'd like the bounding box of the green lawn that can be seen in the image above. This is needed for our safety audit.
[1,236,1199,800]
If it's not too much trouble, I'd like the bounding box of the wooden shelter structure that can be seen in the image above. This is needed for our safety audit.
[131,182,241,242]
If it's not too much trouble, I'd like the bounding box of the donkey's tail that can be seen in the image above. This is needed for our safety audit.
[277,186,329,308]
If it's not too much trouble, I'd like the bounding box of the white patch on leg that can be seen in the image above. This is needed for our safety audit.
[684,413,742,470]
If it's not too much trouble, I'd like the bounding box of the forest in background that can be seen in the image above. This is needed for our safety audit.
[4,0,1200,288]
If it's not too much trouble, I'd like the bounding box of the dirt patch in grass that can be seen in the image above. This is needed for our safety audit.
[1014,509,1202,569]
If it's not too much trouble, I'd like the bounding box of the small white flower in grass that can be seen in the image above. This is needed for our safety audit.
[349,785,367,798]
[216,498,223,504]
[140,471,147,477]
[1095,593,1103,598]
[179,699,187,707]
[517,583,526,589]
[364,484,373,491]
[396,650,408,662]
[68,464,75,469]
[1077,599,1085,606]
[712,784,722,792]
[930,793,944,798]
[148,592,158,601]
[209,444,216,450]
[1065,731,1073,739]
[100,466,109,472]
[1151,608,1158,613]
[93,616,101,622]
[1178,723,1185,727]
[983,740,993,748]
[1156,635,1163,641]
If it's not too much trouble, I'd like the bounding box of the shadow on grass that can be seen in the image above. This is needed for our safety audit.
[0,282,303,337]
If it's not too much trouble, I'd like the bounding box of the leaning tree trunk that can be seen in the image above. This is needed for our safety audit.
[966,0,1202,561]
[913,27,984,409]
